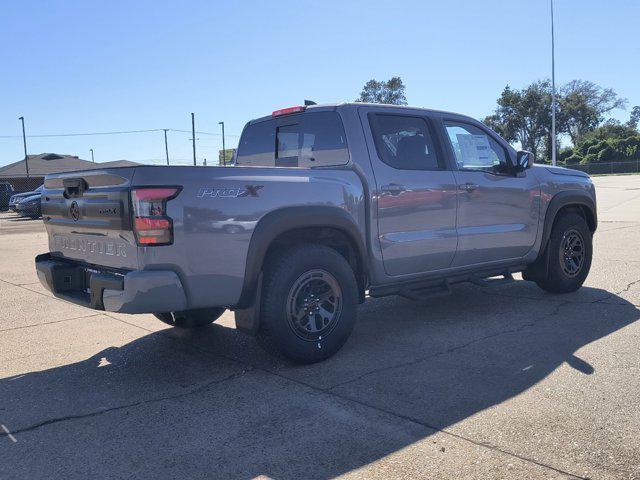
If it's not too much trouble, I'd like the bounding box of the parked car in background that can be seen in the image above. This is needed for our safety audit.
[0,182,15,210]
[9,185,44,212]
[16,193,42,218]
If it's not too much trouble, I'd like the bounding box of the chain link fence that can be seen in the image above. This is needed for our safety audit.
[562,160,640,175]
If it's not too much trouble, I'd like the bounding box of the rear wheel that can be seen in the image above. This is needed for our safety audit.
[535,213,592,293]
[154,307,225,328]
[257,244,358,364]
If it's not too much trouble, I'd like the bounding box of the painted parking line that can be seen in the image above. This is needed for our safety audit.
[1,424,17,443]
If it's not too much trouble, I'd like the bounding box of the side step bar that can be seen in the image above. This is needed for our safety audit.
[369,267,523,301]
[398,281,451,301]
[469,272,514,287]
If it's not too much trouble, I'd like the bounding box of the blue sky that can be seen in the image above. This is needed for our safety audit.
[1,0,638,166]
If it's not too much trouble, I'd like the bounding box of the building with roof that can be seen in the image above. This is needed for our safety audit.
[0,153,139,191]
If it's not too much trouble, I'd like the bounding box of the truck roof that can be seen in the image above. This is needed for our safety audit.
[248,102,478,125]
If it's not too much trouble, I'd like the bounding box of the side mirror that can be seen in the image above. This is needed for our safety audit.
[515,150,534,172]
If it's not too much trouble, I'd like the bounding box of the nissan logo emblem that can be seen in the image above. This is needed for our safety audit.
[70,201,80,221]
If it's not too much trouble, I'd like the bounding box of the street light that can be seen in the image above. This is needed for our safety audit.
[163,129,170,165]
[191,113,196,166]
[90,148,95,162]
[18,116,29,178]
[551,0,557,166]
[218,121,226,166]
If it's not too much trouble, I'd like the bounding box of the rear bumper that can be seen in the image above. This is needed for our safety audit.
[35,253,187,314]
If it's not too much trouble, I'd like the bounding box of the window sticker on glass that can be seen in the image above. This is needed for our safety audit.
[456,134,493,167]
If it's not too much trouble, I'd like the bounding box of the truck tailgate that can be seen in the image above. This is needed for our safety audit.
[41,168,139,270]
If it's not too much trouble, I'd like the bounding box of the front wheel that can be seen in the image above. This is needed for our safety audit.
[535,213,592,293]
[258,244,358,364]
[154,307,225,328]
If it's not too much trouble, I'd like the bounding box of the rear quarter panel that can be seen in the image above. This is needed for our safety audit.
[131,166,365,308]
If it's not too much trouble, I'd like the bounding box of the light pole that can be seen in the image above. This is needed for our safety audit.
[163,129,170,165]
[18,116,29,178]
[191,113,196,166]
[218,121,226,166]
[90,148,95,162]
[551,0,557,166]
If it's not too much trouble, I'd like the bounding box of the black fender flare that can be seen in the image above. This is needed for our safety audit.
[524,190,597,282]
[236,206,367,310]
[540,190,597,251]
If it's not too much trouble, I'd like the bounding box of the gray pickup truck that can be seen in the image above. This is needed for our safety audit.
[36,103,597,363]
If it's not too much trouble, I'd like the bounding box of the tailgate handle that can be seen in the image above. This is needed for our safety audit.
[63,178,88,198]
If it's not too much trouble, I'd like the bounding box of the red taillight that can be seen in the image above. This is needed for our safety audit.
[272,106,306,117]
[131,187,180,246]
[133,188,179,202]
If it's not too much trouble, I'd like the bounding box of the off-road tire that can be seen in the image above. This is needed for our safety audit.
[257,244,358,364]
[154,307,225,328]
[535,213,592,293]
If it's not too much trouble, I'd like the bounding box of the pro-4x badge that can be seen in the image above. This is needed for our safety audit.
[197,185,264,198]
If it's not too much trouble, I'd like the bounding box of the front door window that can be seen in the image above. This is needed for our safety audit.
[444,122,509,174]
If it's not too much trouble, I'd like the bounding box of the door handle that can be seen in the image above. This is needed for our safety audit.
[381,184,406,195]
[458,183,479,192]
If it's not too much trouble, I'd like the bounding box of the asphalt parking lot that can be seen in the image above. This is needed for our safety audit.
[1,174,639,480]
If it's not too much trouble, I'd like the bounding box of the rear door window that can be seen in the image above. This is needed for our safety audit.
[368,114,444,170]
[236,111,349,167]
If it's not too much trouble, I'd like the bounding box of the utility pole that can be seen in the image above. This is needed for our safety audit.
[163,129,170,165]
[218,121,226,166]
[90,148,95,162]
[550,0,557,166]
[191,113,196,166]
[18,116,29,178]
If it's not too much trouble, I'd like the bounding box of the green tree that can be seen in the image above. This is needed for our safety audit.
[484,81,552,161]
[559,80,627,144]
[628,106,640,130]
[572,124,640,164]
[558,146,574,163]
[356,77,407,105]
[485,79,628,162]
[577,121,637,145]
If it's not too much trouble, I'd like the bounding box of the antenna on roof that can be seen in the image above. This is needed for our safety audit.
[304,100,317,106]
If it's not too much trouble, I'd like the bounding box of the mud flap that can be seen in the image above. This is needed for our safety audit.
[523,243,550,282]
[234,272,262,335]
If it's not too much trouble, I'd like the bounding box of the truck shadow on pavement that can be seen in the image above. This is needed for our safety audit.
[2,282,639,479]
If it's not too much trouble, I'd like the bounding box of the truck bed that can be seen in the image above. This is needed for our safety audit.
[40,165,365,310]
